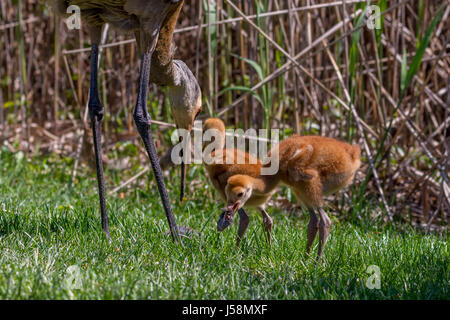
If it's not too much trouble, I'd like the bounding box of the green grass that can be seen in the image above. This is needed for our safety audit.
[0,149,448,299]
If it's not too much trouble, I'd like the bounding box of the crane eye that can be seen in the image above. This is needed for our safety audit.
[237,192,244,198]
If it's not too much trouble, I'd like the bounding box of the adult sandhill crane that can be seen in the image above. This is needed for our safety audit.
[202,118,278,246]
[221,135,361,259]
[49,0,202,241]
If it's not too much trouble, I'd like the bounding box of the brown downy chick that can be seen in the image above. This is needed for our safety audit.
[202,118,277,246]
[224,135,360,258]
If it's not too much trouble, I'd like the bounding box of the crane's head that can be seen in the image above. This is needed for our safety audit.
[217,175,254,231]
[167,62,202,202]
[168,65,202,133]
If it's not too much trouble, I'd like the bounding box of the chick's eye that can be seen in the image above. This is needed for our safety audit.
[237,192,244,198]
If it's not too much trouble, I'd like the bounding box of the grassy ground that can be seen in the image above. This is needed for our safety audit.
[0,148,447,299]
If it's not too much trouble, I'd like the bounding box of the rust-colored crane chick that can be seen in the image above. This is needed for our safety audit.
[223,135,360,259]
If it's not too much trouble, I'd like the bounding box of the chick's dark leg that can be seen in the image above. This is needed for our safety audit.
[259,208,273,245]
[306,208,319,255]
[133,44,180,243]
[317,207,331,259]
[236,208,250,248]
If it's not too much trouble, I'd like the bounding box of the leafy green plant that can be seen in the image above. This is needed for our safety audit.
[218,53,274,131]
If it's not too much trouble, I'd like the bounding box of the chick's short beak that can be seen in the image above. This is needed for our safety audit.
[227,202,240,214]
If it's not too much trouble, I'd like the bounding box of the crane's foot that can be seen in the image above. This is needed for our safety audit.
[166,225,199,238]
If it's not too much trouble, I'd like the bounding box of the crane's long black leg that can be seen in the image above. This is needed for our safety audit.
[133,49,180,243]
[89,43,110,238]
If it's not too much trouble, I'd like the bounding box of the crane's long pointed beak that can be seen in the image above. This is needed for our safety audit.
[180,160,186,202]
[178,134,188,202]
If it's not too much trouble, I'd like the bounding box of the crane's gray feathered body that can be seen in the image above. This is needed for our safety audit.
[49,0,201,130]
